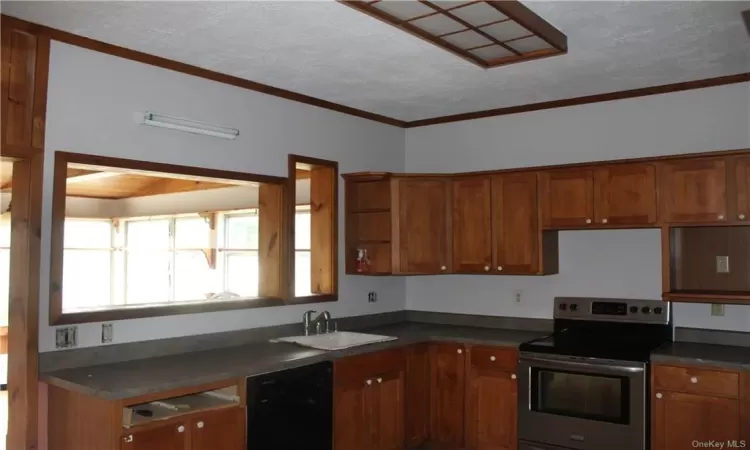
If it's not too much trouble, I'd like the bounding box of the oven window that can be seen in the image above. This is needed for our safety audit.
[531,368,629,424]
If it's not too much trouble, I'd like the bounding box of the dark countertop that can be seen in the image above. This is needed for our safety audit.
[651,342,750,371]
[41,322,548,401]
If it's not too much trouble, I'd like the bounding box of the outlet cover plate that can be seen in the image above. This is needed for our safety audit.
[55,326,77,349]
[711,304,725,316]
[101,323,113,344]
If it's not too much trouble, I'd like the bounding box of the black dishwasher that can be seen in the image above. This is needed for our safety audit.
[246,361,333,450]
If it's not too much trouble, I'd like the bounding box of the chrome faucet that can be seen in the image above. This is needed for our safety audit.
[303,310,317,336]
[314,311,332,334]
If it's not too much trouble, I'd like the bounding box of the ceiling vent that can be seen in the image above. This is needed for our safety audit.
[338,0,567,69]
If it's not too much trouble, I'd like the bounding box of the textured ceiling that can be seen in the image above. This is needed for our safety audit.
[4,1,750,121]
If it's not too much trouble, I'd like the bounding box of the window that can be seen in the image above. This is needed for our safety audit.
[0,218,9,327]
[221,213,259,299]
[62,219,114,310]
[295,208,312,296]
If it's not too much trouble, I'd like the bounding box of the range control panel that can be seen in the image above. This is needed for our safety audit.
[554,297,670,324]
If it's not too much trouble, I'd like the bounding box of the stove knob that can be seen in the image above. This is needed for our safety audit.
[641,306,651,314]
[654,307,663,315]
[559,303,568,311]
[570,304,579,312]
[629,306,638,314]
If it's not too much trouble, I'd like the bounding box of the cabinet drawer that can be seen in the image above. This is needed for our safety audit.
[335,348,405,386]
[470,346,517,371]
[653,365,739,398]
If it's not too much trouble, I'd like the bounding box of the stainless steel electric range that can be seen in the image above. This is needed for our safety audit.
[518,297,672,450]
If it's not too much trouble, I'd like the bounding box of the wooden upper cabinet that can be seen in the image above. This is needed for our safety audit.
[1,17,49,157]
[734,156,750,222]
[659,158,728,223]
[492,172,542,275]
[539,169,595,228]
[190,408,245,450]
[594,164,657,226]
[122,421,188,450]
[395,178,451,274]
[452,176,492,273]
[652,391,740,450]
[429,343,466,448]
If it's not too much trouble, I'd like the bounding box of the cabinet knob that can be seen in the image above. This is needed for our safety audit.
[691,376,698,384]
[366,379,372,386]
[440,265,447,271]
[511,374,517,380]
[601,218,608,224]
[457,349,463,354]
[497,266,503,272]
[585,218,592,224]
[124,435,133,443]
[377,377,383,384]
[656,392,663,399]
[739,213,746,220]
[178,425,185,433]
[197,421,204,429]
[718,214,725,220]
[490,356,496,362]
[484,265,490,272]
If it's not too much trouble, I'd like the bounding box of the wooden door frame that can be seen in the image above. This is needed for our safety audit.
[5,153,43,450]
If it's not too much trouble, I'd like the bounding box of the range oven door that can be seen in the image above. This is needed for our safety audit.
[518,352,646,450]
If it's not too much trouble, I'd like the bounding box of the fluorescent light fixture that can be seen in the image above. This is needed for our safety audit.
[139,112,239,140]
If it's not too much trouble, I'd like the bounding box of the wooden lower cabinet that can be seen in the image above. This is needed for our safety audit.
[406,344,430,448]
[429,343,466,448]
[334,380,374,450]
[122,421,188,450]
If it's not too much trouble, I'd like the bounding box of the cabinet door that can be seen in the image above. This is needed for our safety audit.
[594,164,657,226]
[121,422,188,450]
[539,169,594,228]
[1,18,48,156]
[373,371,405,450]
[492,172,540,274]
[396,178,450,274]
[735,156,750,222]
[466,368,517,450]
[429,343,466,447]
[652,391,740,450]
[659,158,727,223]
[405,345,429,449]
[191,407,245,450]
[452,176,492,273]
[335,381,374,450]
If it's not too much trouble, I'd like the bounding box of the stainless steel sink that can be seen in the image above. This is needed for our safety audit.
[271,331,397,351]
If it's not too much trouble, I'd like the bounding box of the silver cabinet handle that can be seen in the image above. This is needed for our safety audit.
[178,425,185,433]
[511,374,517,380]
[366,379,372,386]
[585,218,592,224]
[377,378,383,384]
[497,266,503,272]
[490,356,496,362]
[691,376,698,384]
[739,213,746,220]
[484,265,490,272]
[457,349,463,354]
[124,435,133,443]
[656,392,663,399]
[718,214,725,220]
[197,421,204,429]
[601,218,608,224]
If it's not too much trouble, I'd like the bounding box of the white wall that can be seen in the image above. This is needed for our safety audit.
[405,82,750,332]
[40,42,406,351]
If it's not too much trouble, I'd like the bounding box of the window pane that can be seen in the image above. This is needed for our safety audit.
[175,217,209,249]
[225,252,258,298]
[0,250,9,326]
[295,251,312,296]
[174,251,214,301]
[126,251,171,304]
[62,250,111,310]
[64,219,112,248]
[295,212,311,250]
[126,220,170,250]
[0,218,11,247]
[225,215,258,249]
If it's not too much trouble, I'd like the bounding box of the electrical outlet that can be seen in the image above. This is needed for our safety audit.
[514,290,523,303]
[368,291,377,303]
[101,323,113,344]
[716,256,730,273]
[55,326,77,349]
[711,304,725,316]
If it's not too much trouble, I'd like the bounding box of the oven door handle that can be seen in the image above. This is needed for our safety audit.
[520,355,645,374]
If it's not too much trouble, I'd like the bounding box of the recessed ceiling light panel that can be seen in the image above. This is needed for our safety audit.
[339,0,567,69]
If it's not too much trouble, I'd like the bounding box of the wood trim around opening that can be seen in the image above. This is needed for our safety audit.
[48,151,294,325]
